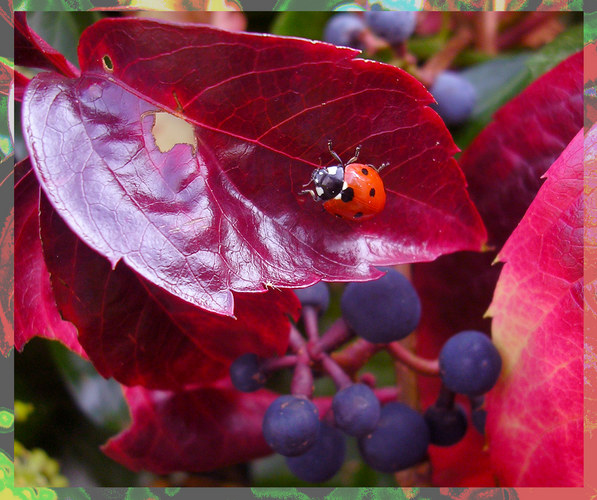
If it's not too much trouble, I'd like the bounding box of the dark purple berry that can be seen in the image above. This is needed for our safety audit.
[341,267,421,343]
[324,13,366,50]
[430,71,477,126]
[332,383,380,437]
[424,403,468,446]
[230,353,265,392]
[293,282,330,314]
[439,330,502,397]
[364,11,416,45]
[358,402,429,473]
[285,422,346,483]
[262,395,320,457]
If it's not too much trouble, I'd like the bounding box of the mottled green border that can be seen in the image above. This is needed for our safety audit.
[2,1,591,499]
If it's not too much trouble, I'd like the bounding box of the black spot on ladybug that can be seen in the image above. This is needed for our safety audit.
[341,187,355,203]
[369,188,376,197]
[361,168,369,175]
[353,212,363,219]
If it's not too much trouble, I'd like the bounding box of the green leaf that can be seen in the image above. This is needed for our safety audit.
[13,0,94,10]
[585,12,597,45]
[273,0,344,10]
[0,95,12,162]
[24,11,102,67]
[452,23,582,150]
[270,11,332,40]
[49,342,129,434]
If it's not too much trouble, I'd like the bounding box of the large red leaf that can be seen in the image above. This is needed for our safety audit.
[485,128,583,486]
[22,17,486,317]
[103,382,338,475]
[412,51,583,486]
[102,382,281,474]
[38,189,300,390]
[14,160,85,357]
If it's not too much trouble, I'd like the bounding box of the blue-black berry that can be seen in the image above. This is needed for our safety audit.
[439,330,502,397]
[358,402,429,473]
[229,353,265,393]
[424,403,468,446]
[262,395,320,457]
[332,383,381,437]
[430,71,477,126]
[285,422,346,483]
[293,282,330,314]
[364,11,417,45]
[341,268,421,343]
[324,13,366,50]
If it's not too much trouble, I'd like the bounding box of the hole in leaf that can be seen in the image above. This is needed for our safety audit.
[148,111,197,154]
[102,55,114,72]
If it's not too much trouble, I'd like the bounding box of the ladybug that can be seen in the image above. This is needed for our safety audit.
[301,141,387,221]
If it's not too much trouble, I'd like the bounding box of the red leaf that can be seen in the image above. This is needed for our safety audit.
[0,165,13,357]
[22,18,485,317]
[102,382,334,474]
[39,191,300,390]
[486,128,583,486]
[412,51,583,486]
[14,12,79,78]
[14,160,85,357]
[102,383,278,474]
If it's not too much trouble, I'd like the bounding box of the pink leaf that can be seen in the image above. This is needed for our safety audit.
[486,128,584,486]
[413,51,582,486]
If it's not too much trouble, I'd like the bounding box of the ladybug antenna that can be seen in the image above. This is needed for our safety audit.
[347,145,362,165]
[327,140,344,167]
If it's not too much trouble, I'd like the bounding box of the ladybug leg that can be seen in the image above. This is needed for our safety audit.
[346,144,362,165]
[327,140,344,166]
[299,188,318,200]
[377,162,390,172]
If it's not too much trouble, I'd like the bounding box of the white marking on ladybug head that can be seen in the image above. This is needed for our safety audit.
[327,166,338,175]
[342,181,348,190]
[316,186,324,196]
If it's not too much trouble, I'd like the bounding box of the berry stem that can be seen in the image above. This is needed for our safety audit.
[498,11,559,50]
[302,305,320,344]
[387,341,440,376]
[474,11,499,55]
[260,355,298,374]
[417,24,474,86]
[434,383,456,410]
[469,394,485,411]
[291,342,314,398]
[310,318,353,357]
[332,338,382,376]
[373,386,401,405]
[289,325,306,352]
[320,353,353,390]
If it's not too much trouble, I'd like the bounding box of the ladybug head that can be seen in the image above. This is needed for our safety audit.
[312,165,345,201]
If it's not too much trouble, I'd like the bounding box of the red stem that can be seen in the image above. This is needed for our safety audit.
[260,355,298,374]
[332,338,382,376]
[302,306,319,344]
[310,318,353,357]
[320,353,353,390]
[387,342,440,376]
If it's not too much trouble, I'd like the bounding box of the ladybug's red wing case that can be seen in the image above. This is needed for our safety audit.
[323,163,386,221]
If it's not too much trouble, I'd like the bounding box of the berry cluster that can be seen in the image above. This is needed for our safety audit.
[230,269,502,483]
[323,11,477,126]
